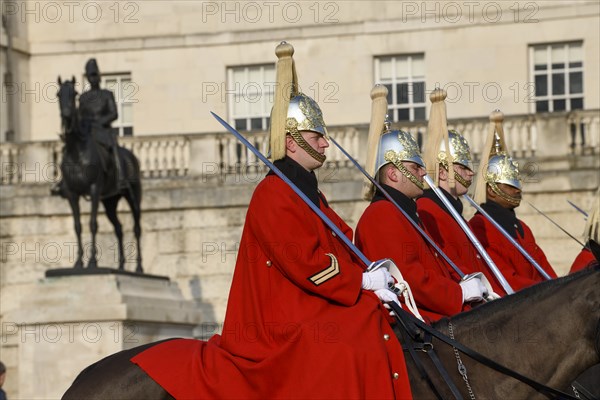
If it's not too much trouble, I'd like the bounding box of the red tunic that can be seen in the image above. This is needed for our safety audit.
[469,213,557,291]
[569,247,598,274]
[356,195,466,323]
[416,193,507,296]
[133,168,412,399]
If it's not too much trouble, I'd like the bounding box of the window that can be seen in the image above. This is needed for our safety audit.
[227,64,275,131]
[103,73,135,136]
[375,54,426,122]
[530,42,584,113]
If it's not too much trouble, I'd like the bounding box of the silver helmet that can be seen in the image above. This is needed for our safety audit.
[485,152,522,190]
[283,92,328,163]
[375,127,425,189]
[285,92,328,137]
[376,130,424,174]
[438,130,473,171]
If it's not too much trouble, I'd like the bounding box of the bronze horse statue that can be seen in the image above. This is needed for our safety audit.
[62,268,599,399]
[56,77,143,272]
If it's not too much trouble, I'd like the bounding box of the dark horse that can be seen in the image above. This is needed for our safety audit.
[62,268,599,399]
[57,77,143,272]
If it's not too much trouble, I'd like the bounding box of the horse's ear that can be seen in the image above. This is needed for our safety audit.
[58,76,62,85]
[72,75,76,84]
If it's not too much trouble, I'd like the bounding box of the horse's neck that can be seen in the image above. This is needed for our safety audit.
[64,115,87,154]
[446,270,599,395]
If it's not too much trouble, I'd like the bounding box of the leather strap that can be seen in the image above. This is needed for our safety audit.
[395,319,446,400]
[424,330,465,400]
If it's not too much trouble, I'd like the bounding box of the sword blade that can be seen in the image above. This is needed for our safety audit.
[210,111,372,268]
[567,200,589,220]
[423,175,515,294]
[464,195,552,280]
[526,200,585,247]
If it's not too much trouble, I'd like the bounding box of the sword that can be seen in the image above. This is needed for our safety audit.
[328,136,465,279]
[210,112,373,268]
[423,175,515,294]
[567,200,589,220]
[526,200,585,247]
[463,195,553,280]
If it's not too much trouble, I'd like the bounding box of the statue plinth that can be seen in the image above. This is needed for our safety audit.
[3,273,203,399]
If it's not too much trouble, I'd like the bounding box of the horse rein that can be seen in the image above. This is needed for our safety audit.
[390,302,579,400]
[394,310,460,400]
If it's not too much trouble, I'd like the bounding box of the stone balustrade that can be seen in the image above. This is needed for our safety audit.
[1,110,598,185]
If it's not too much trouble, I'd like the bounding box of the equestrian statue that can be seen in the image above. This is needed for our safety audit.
[54,58,142,273]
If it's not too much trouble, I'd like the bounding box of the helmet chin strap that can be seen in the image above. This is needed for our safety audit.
[287,119,326,163]
[441,163,472,189]
[454,171,472,189]
[392,161,424,190]
[489,181,521,206]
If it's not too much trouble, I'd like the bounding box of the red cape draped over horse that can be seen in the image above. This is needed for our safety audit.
[132,174,412,399]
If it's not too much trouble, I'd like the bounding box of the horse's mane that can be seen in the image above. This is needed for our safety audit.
[435,265,599,328]
[58,80,85,141]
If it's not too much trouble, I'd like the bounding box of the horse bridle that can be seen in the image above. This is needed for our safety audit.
[390,302,579,400]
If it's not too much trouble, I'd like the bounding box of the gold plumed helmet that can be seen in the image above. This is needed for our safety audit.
[485,153,522,190]
[438,130,473,171]
[473,110,522,205]
[269,42,328,162]
[423,88,473,189]
[286,93,327,136]
[377,128,425,173]
[364,84,425,200]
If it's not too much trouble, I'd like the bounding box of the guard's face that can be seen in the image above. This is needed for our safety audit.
[494,183,522,209]
[399,161,426,199]
[288,130,329,171]
[453,164,474,195]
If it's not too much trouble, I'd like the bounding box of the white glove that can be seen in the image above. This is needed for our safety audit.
[362,268,394,291]
[485,291,502,301]
[460,277,488,303]
[374,288,401,306]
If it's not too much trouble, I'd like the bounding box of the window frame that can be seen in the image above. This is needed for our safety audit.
[529,41,584,114]
[374,54,427,122]
[227,64,276,132]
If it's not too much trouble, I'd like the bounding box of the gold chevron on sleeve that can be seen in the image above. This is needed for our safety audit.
[309,253,340,285]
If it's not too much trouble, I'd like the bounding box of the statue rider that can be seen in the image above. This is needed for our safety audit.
[79,58,125,189]
[51,58,125,196]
